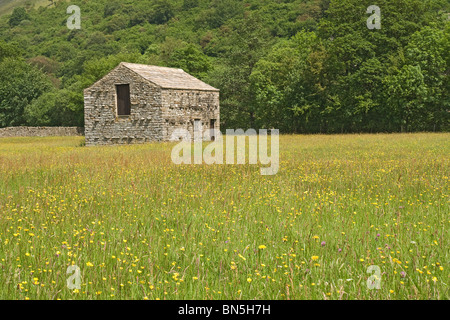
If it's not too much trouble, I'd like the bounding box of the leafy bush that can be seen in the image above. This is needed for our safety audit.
[8,7,30,27]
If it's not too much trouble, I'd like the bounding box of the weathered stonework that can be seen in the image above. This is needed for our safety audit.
[84,62,220,146]
[0,126,84,137]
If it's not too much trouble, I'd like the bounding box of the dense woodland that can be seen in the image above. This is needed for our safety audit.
[0,0,448,133]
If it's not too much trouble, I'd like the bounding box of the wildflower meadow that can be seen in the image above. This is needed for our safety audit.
[0,133,448,300]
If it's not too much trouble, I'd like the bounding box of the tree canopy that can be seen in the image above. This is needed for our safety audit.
[0,0,448,132]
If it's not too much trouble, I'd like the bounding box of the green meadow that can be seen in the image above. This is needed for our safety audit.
[0,133,448,300]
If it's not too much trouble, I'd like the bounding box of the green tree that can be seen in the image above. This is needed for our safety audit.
[0,58,52,127]
[213,13,272,129]
[167,44,211,79]
[197,0,244,29]
[8,7,30,27]
[312,0,448,132]
[399,26,449,131]
[183,0,199,10]
[377,23,449,132]
[0,41,21,62]
[24,87,84,127]
[104,0,122,18]
[150,0,174,25]
[250,31,321,132]
[384,65,428,132]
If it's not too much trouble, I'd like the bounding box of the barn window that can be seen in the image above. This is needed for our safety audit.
[116,84,131,116]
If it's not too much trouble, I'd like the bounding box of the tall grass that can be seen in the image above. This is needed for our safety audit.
[0,133,448,300]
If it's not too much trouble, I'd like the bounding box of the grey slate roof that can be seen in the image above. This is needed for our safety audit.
[121,62,219,91]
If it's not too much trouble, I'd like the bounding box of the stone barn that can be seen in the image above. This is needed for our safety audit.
[83,62,220,146]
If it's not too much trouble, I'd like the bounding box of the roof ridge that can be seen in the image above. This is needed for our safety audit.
[120,62,219,92]
[120,62,184,71]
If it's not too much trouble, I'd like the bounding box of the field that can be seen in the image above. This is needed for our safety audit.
[0,133,448,300]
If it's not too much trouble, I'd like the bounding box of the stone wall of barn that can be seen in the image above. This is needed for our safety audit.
[161,89,220,141]
[84,65,163,146]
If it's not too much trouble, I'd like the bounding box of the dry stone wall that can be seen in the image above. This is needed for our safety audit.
[0,127,84,137]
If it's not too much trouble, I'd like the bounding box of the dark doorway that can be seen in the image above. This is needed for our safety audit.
[210,119,216,141]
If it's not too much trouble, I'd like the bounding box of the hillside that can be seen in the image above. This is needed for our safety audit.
[0,0,49,16]
[0,0,448,132]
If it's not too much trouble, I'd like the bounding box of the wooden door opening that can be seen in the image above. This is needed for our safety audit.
[194,119,202,141]
[210,119,216,141]
[116,84,131,116]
